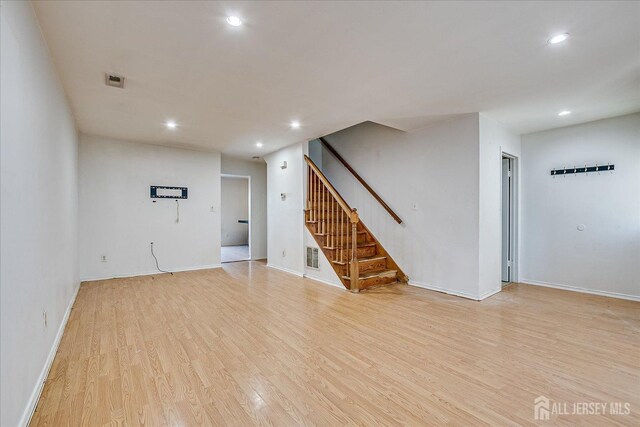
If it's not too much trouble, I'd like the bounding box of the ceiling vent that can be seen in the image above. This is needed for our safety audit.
[105,73,124,88]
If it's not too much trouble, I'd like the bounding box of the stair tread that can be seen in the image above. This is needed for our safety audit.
[342,269,397,280]
[332,255,386,265]
[315,232,365,238]
[306,219,354,224]
[324,242,376,250]
[325,230,366,235]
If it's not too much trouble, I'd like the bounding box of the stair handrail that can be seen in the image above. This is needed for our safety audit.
[304,155,359,224]
[318,137,402,224]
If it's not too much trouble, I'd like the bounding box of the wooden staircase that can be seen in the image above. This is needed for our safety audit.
[304,155,408,292]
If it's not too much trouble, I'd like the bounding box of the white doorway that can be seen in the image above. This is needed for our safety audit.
[221,175,251,263]
[501,154,517,284]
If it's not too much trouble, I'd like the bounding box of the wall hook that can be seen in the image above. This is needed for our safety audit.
[549,163,614,176]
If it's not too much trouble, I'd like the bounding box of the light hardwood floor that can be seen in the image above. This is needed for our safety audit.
[221,245,250,264]
[31,261,639,426]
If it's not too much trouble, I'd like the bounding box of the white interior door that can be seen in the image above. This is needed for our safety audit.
[501,157,511,282]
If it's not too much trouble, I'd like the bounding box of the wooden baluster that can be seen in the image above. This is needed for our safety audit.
[333,200,340,254]
[323,182,326,234]
[341,208,344,265]
[332,195,335,250]
[314,173,318,224]
[320,179,323,232]
[328,193,331,248]
[329,195,336,251]
[306,165,308,211]
[308,166,311,213]
[319,181,322,231]
[333,197,337,260]
[319,176,322,228]
[310,170,314,222]
[329,195,332,248]
[350,210,359,293]
[340,209,344,263]
[318,178,321,230]
[340,209,349,266]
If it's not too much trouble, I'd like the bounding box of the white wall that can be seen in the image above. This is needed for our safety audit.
[79,134,221,280]
[263,141,342,286]
[221,156,267,259]
[264,143,305,275]
[1,2,79,425]
[221,176,249,246]
[321,116,483,298]
[521,114,640,300]
[479,114,522,297]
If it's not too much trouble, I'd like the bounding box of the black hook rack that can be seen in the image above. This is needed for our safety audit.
[550,164,614,176]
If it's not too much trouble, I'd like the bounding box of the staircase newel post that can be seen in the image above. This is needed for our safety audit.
[349,209,360,293]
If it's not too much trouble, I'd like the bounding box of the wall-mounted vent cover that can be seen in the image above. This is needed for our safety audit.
[105,73,124,88]
[306,247,319,269]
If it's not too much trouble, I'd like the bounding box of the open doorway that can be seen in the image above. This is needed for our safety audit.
[221,175,251,263]
[501,154,517,285]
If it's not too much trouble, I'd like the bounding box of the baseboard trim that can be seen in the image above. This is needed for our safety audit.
[519,279,640,302]
[21,282,80,427]
[408,280,481,301]
[303,274,343,289]
[478,287,502,300]
[266,264,304,277]
[80,264,222,282]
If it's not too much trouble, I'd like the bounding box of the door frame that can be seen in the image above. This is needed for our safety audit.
[221,174,252,261]
[501,152,519,284]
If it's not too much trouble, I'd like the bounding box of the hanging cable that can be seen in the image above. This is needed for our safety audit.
[150,242,172,275]
[176,199,180,223]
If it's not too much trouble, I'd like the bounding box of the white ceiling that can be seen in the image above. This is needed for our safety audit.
[34,1,640,158]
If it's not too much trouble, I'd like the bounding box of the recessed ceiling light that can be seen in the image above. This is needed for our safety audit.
[226,16,242,26]
[256,142,263,148]
[290,121,301,129]
[548,33,570,44]
[558,110,571,116]
[165,120,177,129]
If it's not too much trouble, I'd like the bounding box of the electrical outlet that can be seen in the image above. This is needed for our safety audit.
[101,254,107,262]
[43,311,47,328]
